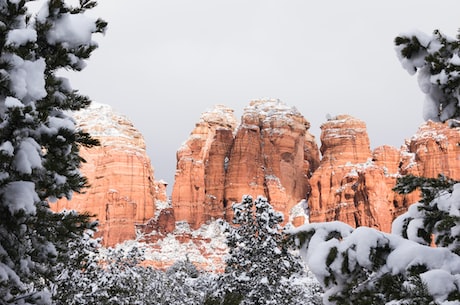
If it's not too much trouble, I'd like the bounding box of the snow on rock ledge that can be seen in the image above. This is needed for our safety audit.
[74,103,147,152]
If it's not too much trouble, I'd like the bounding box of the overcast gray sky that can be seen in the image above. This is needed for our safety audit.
[64,0,460,189]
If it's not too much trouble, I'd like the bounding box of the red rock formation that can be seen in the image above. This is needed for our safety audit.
[307,117,460,233]
[400,120,460,178]
[319,115,371,165]
[172,105,237,229]
[138,208,176,239]
[308,115,386,229]
[172,109,457,234]
[49,101,459,254]
[223,100,320,222]
[172,99,320,228]
[139,221,228,272]
[50,103,168,247]
[372,145,401,175]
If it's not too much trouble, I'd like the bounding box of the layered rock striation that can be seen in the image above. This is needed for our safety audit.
[400,120,460,178]
[308,116,460,232]
[173,104,460,233]
[50,103,169,247]
[172,105,238,229]
[52,101,460,250]
[223,100,320,224]
[172,100,320,229]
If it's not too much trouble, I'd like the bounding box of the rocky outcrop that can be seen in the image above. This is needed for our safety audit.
[223,100,320,223]
[139,221,228,272]
[51,100,460,251]
[172,108,458,234]
[171,105,238,229]
[400,120,460,178]
[318,115,371,165]
[50,103,169,247]
[308,117,460,232]
[308,115,394,231]
[172,100,320,229]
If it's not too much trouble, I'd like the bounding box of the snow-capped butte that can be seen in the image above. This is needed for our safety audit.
[73,103,147,152]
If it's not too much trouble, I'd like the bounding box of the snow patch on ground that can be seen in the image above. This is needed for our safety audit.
[124,220,229,272]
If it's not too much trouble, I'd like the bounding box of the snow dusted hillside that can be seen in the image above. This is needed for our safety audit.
[140,220,228,272]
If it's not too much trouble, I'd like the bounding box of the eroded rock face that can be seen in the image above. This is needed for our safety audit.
[50,103,168,247]
[319,115,371,165]
[308,117,460,232]
[172,100,320,229]
[400,120,460,178]
[171,105,238,229]
[308,115,392,230]
[52,101,460,251]
[223,100,320,223]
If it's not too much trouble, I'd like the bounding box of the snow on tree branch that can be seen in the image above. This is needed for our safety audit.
[0,0,106,303]
[395,29,460,125]
[290,177,460,304]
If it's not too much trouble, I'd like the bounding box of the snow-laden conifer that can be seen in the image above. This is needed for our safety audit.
[291,175,460,305]
[54,242,218,305]
[0,1,105,303]
[208,196,322,305]
[395,30,460,125]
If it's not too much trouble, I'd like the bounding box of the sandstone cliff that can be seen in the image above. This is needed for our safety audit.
[223,100,320,224]
[171,105,238,229]
[308,116,460,232]
[50,103,169,247]
[172,99,320,229]
[53,101,460,251]
[400,120,460,178]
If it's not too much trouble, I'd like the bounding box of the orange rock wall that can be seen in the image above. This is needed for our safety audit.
[223,100,320,222]
[400,120,460,178]
[172,100,320,229]
[50,104,168,247]
[308,116,460,232]
[52,102,460,249]
[172,105,237,229]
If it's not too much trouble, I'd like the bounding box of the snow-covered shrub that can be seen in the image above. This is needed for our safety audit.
[291,175,460,305]
[54,240,219,305]
[0,1,106,304]
[208,196,322,305]
[55,244,151,305]
[395,29,460,124]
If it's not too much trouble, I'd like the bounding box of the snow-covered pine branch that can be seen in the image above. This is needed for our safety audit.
[210,195,322,305]
[395,29,460,125]
[0,1,105,304]
[291,176,460,305]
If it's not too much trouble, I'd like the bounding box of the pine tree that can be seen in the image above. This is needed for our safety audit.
[209,196,312,305]
[393,174,460,255]
[292,175,460,305]
[0,1,106,304]
[395,29,460,124]
[54,242,218,305]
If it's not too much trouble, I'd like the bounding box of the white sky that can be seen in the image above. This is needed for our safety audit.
[61,0,460,189]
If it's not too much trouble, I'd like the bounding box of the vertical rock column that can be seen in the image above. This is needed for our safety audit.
[306,115,460,232]
[224,99,320,222]
[171,105,237,229]
[172,99,320,228]
[307,115,393,229]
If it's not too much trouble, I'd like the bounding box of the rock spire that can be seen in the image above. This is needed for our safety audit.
[172,99,320,228]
